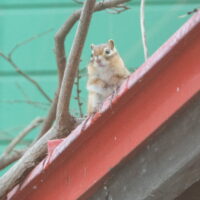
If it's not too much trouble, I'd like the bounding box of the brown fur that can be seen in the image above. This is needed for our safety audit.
[87,40,130,114]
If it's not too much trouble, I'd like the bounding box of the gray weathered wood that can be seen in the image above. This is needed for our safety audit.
[89,92,200,200]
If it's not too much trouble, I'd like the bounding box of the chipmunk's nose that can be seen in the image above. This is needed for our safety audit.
[95,56,102,64]
[94,56,99,62]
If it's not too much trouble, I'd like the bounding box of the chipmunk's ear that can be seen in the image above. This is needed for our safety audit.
[90,44,95,49]
[108,40,114,49]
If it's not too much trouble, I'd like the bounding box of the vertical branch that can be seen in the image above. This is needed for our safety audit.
[74,68,84,118]
[55,0,96,128]
[140,0,148,61]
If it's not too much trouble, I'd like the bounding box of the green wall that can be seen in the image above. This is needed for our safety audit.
[0,0,199,175]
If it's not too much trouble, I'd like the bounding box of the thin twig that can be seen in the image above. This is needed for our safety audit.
[15,79,49,109]
[0,29,54,103]
[0,137,32,144]
[140,0,148,61]
[0,150,25,170]
[8,28,54,59]
[106,4,130,14]
[79,67,87,77]
[13,83,49,109]
[0,52,52,103]
[74,68,83,117]
[73,0,84,4]
[0,118,43,171]
[0,100,50,109]
[0,127,24,137]
[179,8,199,18]
[15,82,30,100]
[2,117,44,157]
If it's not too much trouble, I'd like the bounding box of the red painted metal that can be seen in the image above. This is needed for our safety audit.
[8,12,200,200]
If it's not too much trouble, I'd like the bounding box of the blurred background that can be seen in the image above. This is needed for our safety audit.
[0,0,199,175]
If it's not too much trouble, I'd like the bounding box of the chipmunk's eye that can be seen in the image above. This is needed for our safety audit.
[105,49,110,55]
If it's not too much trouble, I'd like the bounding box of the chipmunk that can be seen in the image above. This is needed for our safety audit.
[87,40,130,114]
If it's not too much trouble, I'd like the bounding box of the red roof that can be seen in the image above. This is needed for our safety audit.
[8,11,200,200]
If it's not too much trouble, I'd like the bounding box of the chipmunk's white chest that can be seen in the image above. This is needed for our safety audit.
[96,65,114,83]
[87,64,115,97]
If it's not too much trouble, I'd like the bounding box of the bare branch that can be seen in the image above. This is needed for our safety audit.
[0,52,52,103]
[73,0,84,4]
[140,0,148,61]
[8,28,54,59]
[15,82,31,100]
[55,0,96,128]
[106,4,130,14]
[179,8,199,18]
[0,118,43,170]
[0,29,54,103]
[0,127,23,137]
[35,92,59,138]
[0,150,25,171]
[0,0,96,198]
[74,68,84,117]
[0,0,130,198]
[2,117,44,157]
[0,99,49,110]
[0,137,32,145]
[12,83,50,109]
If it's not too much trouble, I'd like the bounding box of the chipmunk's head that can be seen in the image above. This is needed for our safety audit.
[90,40,117,68]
